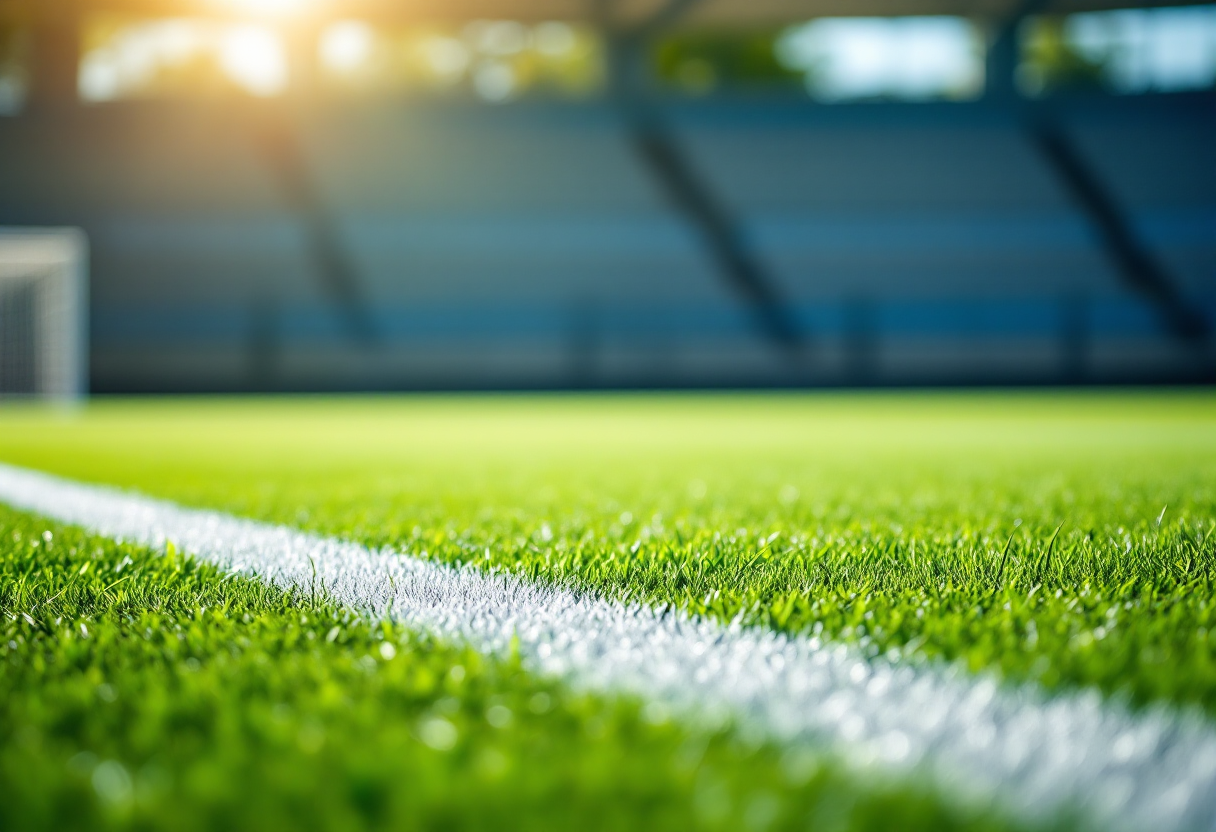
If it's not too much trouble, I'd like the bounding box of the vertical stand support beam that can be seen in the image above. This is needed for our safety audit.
[28,3,80,111]
[255,23,377,351]
[1028,117,1209,343]
[987,0,1209,346]
[255,108,378,349]
[599,1,805,357]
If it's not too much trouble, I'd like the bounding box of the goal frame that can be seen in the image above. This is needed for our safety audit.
[0,228,88,400]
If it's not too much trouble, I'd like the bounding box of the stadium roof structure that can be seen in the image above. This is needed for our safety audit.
[1,0,1212,26]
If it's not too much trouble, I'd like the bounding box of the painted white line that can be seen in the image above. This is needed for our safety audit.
[1,462,1214,832]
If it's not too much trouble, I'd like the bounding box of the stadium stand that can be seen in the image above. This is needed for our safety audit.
[0,0,1211,390]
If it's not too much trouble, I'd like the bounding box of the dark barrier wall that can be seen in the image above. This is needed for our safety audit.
[0,93,1213,391]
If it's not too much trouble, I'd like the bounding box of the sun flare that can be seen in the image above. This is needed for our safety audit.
[206,0,319,17]
[219,25,289,95]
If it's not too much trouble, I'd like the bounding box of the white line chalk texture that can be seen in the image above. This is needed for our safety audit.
[1,462,1214,832]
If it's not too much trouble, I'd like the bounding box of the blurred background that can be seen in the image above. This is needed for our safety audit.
[0,0,1213,395]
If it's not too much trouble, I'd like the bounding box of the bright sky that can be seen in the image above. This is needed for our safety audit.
[777,17,983,101]
[1067,5,1216,92]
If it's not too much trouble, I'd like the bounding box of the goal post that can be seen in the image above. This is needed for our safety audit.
[0,229,88,400]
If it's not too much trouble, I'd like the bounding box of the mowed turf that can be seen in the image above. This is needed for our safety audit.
[0,391,1213,830]
[3,506,1014,832]
[1,392,1213,713]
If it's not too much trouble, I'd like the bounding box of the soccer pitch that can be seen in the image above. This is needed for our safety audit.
[1,391,1214,831]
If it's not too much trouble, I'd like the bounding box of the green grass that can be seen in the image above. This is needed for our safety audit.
[1,392,1212,715]
[0,504,1028,832]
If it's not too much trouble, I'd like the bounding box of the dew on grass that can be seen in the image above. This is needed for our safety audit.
[419,717,458,751]
[642,701,670,725]
[779,746,820,785]
[876,730,913,763]
[486,704,513,728]
[92,760,132,805]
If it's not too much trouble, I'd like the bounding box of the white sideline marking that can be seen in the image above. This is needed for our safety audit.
[2,462,1215,832]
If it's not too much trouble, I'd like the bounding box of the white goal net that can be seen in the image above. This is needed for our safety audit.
[0,229,88,400]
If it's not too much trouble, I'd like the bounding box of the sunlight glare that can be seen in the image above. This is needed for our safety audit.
[208,0,317,16]
[320,21,374,73]
[219,25,288,95]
